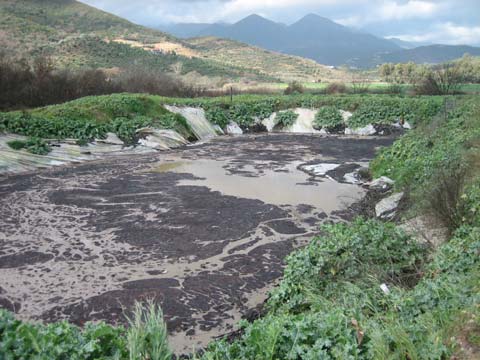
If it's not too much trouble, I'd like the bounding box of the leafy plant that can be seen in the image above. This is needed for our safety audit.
[313,106,344,132]
[7,137,51,155]
[205,107,229,129]
[275,110,298,128]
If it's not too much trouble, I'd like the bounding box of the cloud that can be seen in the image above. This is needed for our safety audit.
[390,22,480,45]
[79,0,480,45]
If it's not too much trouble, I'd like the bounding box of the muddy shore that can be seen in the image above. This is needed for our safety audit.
[0,134,394,354]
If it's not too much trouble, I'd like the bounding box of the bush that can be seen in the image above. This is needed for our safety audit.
[205,107,229,129]
[268,218,427,313]
[7,137,51,155]
[424,165,468,232]
[326,82,347,94]
[275,110,299,128]
[313,106,344,132]
[284,81,305,95]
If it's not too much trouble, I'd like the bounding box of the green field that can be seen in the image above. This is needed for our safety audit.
[249,82,480,94]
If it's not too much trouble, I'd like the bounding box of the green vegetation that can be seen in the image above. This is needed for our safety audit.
[347,97,441,128]
[0,301,171,360]
[0,94,194,147]
[371,96,480,229]
[6,137,51,155]
[378,55,480,95]
[275,110,299,128]
[313,106,343,131]
[197,95,480,359]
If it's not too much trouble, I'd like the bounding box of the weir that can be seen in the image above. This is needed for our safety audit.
[285,108,321,133]
[165,105,218,140]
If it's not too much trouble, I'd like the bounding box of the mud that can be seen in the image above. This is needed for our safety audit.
[0,134,394,354]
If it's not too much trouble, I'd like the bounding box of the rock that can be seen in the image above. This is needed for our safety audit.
[403,121,412,130]
[366,176,395,191]
[319,128,328,135]
[343,172,360,184]
[398,215,449,247]
[301,163,340,176]
[375,192,404,219]
[345,124,377,136]
[226,122,243,135]
[96,133,124,146]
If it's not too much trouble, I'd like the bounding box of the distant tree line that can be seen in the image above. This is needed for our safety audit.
[379,54,480,95]
[0,54,205,111]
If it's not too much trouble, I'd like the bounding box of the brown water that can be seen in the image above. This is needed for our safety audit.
[154,159,364,213]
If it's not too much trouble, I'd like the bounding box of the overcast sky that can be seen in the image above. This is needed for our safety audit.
[80,0,480,45]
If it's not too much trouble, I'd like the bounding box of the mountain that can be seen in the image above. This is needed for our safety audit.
[362,45,480,67]
[163,14,401,66]
[0,1,347,83]
[158,23,212,38]
[198,14,289,51]
[386,38,419,50]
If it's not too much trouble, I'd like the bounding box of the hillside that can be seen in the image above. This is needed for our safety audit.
[0,1,348,84]
[364,44,480,67]
[0,1,266,83]
[186,36,346,83]
[164,13,401,66]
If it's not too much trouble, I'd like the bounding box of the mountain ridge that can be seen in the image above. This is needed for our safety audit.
[159,13,480,68]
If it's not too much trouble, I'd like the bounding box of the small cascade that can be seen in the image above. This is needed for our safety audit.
[138,128,189,150]
[0,134,155,175]
[286,108,320,133]
[165,105,218,140]
[226,121,243,135]
[262,113,277,132]
[262,109,321,133]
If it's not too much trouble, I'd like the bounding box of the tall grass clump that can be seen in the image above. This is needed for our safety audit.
[126,301,172,360]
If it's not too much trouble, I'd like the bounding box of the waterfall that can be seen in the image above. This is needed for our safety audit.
[262,108,321,133]
[164,105,218,140]
[285,108,321,133]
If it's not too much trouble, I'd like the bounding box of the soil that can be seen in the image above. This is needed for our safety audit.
[0,133,394,354]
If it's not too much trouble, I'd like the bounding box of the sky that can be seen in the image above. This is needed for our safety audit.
[80,0,480,45]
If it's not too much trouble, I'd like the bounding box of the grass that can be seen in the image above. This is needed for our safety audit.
[0,301,171,360]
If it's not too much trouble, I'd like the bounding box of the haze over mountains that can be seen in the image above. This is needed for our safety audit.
[160,14,480,68]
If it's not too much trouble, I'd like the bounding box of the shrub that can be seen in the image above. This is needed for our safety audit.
[424,165,468,232]
[268,218,427,313]
[7,137,51,155]
[313,106,344,132]
[275,110,299,128]
[284,81,305,95]
[205,107,229,129]
[326,82,347,94]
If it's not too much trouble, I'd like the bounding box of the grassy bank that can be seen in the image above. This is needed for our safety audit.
[1,93,443,148]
